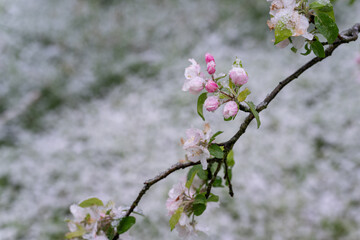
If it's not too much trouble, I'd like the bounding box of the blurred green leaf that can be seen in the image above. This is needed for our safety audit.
[79,197,104,208]
[197,93,207,121]
[117,216,136,234]
[169,207,183,231]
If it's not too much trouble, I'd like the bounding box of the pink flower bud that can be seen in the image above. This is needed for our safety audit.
[188,76,205,94]
[223,101,238,119]
[207,61,216,75]
[205,79,218,93]
[205,53,215,64]
[356,55,360,65]
[229,67,248,86]
[204,96,220,112]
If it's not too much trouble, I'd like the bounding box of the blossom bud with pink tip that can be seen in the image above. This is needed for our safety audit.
[187,76,205,94]
[204,96,220,112]
[229,67,248,86]
[207,61,216,75]
[205,53,215,63]
[205,79,219,93]
[223,101,238,119]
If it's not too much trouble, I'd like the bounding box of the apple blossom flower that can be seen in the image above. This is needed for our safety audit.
[166,179,195,215]
[207,61,216,75]
[175,213,209,240]
[229,67,248,86]
[223,101,238,119]
[204,96,220,112]
[182,76,205,94]
[205,53,215,63]
[182,124,212,169]
[205,79,219,93]
[184,59,201,80]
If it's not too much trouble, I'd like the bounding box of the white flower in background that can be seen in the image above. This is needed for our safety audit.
[183,59,205,94]
[166,179,195,215]
[267,0,296,16]
[175,213,209,240]
[181,124,212,169]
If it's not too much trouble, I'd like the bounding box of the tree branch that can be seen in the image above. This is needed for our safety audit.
[114,23,360,239]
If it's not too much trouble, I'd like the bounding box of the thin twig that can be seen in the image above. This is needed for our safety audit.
[205,159,222,198]
[222,151,234,197]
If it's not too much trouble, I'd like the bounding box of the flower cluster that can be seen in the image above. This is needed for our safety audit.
[183,53,250,120]
[166,178,214,239]
[181,123,211,170]
[66,199,132,240]
[267,0,313,48]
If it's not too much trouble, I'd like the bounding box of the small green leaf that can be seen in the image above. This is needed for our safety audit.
[193,203,207,216]
[210,162,220,174]
[301,43,312,56]
[197,92,207,121]
[78,197,104,208]
[245,101,261,128]
[237,88,251,102]
[169,207,184,231]
[209,131,224,144]
[194,194,207,205]
[208,144,224,158]
[212,176,224,188]
[291,47,297,53]
[226,150,235,167]
[186,168,198,189]
[225,168,233,186]
[215,74,227,81]
[274,21,293,44]
[310,39,325,58]
[65,224,85,239]
[309,1,333,12]
[105,225,116,240]
[117,216,136,234]
[189,165,208,180]
[207,193,220,202]
[315,13,339,44]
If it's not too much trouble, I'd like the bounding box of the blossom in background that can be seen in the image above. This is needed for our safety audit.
[229,66,248,86]
[223,101,238,119]
[183,59,205,94]
[181,124,211,169]
[204,96,220,112]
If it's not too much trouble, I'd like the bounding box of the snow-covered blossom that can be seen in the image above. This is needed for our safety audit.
[166,179,195,215]
[205,79,219,93]
[205,53,215,63]
[229,67,248,86]
[183,59,205,94]
[207,61,216,75]
[67,200,129,240]
[174,213,208,240]
[267,0,313,41]
[182,124,211,169]
[223,101,238,119]
[204,96,220,112]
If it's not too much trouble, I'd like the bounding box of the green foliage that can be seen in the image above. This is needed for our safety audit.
[212,176,224,187]
[209,131,224,144]
[237,88,251,102]
[117,216,136,235]
[274,21,292,44]
[314,13,339,44]
[310,39,325,58]
[78,197,104,208]
[186,168,198,189]
[188,165,208,181]
[169,207,183,231]
[245,101,261,128]
[208,144,224,158]
[65,224,85,239]
[193,194,207,216]
[207,193,220,202]
[226,150,235,167]
[197,92,207,121]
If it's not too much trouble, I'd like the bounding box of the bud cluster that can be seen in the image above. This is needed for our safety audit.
[183,53,250,120]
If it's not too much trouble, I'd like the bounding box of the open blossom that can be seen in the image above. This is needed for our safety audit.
[267,1,313,41]
[175,213,209,240]
[205,79,218,93]
[204,96,220,112]
[182,124,211,170]
[183,59,205,94]
[223,101,238,119]
[166,179,195,215]
[229,67,248,85]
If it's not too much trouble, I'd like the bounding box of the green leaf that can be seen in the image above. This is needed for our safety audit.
[193,203,207,216]
[291,47,297,53]
[314,13,339,44]
[186,168,198,189]
[227,150,235,167]
[207,193,220,202]
[78,197,104,208]
[274,21,292,44]
[237,88,251,102]
[301,43,312,56]
[105,225,116,240]
[117,216,136,234]
[310,39,325,58]
[309,1,335,20]
[208,144,224,158]
[197,92,207,121]
[65,224,85,239]
[245,101,261,128]
[212,176,224,188]
[169,207,184,231]
[210,162,220,174]
[209,131,224,144]
[194,194,207,205]
[225,168,233,186]
[188,165,208,180]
